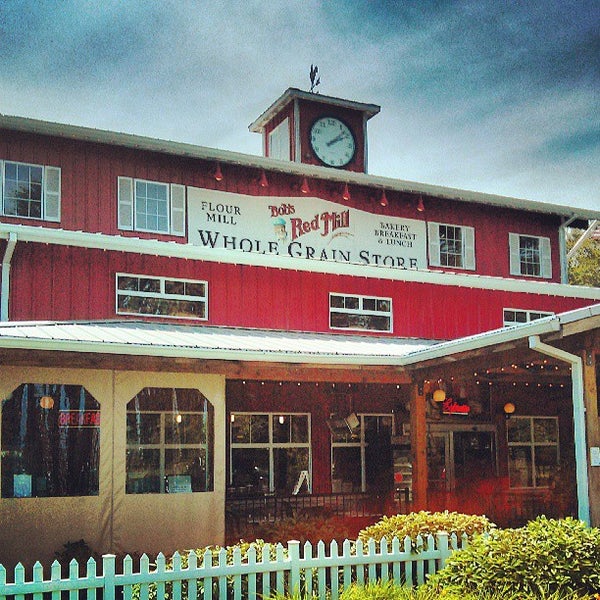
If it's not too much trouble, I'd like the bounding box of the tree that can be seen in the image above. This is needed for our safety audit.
[567,228,600,287]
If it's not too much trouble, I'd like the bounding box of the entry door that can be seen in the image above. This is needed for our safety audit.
[427,429,496,493]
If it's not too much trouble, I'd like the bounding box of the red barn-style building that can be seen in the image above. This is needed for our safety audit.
[0,88,599,566]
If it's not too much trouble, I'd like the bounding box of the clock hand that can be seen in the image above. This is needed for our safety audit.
[326,133,347,147]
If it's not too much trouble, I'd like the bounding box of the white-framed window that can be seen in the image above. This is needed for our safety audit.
[0,160,60,221]
[509,233,552,278]
[329,293,392,332]
[268,118,291,161]
[118,176,186,236]
[503,308,554,326]
[507,416,559,489]
[116,273,208,320]
[428,222,475,270]
[331,413,393,493]
[126,387,214,494]
[229,412,311,495]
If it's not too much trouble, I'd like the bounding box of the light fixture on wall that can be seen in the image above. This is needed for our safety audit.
[380,190,388,207]
[301,177,310,194]
[278,415,285,424]
[503,402,516,418]
[432,388,446,402]
[417,195,425,212]
[342,183,351,201]
[259,170,269,188]
[39,396,54,409]
[214,162,224,182]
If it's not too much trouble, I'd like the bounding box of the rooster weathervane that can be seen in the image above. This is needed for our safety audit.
[309,64,320,93]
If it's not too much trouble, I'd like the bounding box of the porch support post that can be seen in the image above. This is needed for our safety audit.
[410,381,428,509]
[582,348,600,526]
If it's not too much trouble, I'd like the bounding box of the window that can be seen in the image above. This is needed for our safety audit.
[503,308,554,326]
[329,293,392,332]
[509,233,552,278]
[116,273,207,320]
[507,416,559,488]
[229,413,310,495]
[126,388,214,494]
[1,160,60,221]
[331,414,393,493]
[118,177,186,236]
[428,222,475,270]
[1,384,99,498]
[268,118,290,161]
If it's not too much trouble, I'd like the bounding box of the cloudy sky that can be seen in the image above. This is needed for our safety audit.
[1,0,598,211]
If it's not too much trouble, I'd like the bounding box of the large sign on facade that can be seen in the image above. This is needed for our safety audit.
[188,188,427,270]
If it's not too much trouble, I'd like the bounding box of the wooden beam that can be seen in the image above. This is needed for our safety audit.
[0,348,412,383]
[582,348,600,526]
[409,382,428,509]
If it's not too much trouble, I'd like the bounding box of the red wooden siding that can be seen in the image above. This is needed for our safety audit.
[8,243,593,339]
[0,128,566,283]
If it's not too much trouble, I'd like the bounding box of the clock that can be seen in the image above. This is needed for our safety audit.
[309,117,356,167]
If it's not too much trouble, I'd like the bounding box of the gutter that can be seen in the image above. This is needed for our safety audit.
[1,232,17,321]
[528,335,590,525]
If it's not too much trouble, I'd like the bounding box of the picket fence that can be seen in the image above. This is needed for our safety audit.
[0,533,466,600]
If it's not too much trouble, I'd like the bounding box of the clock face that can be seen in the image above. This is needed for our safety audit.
[309,117,356,167]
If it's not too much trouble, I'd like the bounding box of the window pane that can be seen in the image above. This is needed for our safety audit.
[533,418,558,443]
[507,418,531,443]
[166,448,209,492]
[231,448,269,493]
[165,280,185,295]
[330,295,344,308]
[534,446,558,487]
[126,448,161,493]
[165,413,205,444]
[363,298,376,311]
[345,297,359,310]
[291,415,309,443]
[127,412,160,444]
[273,415,291,443]
[508,446,533,487]
[1,384,100,498]
[332,447,361,492]
[274,447,309,494]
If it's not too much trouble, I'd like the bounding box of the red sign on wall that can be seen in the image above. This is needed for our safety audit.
[58,410,101,428]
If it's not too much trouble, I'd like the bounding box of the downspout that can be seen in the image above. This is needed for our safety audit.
[1,232,17,321]
[528,334,590,524]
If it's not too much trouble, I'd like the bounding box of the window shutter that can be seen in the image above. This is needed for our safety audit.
[118,177,134,230]
[44,166,61,222]
[463,226,476,270]
[540,237,552,278]
[509,233,521,275]
[170,184,186,236]
[428,222,441,266]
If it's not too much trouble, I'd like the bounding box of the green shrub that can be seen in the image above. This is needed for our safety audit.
[358,510,494,550]
[428,516,600,597]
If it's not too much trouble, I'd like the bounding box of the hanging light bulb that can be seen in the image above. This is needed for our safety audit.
[417,195,425,212]
[300,177,310,194]
[214,162,224,182]
[259,170,269,188]
[342,183,351,201]
[380,190,388,207]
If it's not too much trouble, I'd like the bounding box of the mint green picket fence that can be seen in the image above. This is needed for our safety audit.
[0,533,466,600]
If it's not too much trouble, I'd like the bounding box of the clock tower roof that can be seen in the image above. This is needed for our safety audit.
[249,87,380,133]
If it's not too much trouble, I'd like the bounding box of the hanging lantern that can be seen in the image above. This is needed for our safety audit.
[432,388,446,403]
[39,396,54,409]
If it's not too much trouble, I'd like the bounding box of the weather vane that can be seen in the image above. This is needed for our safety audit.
[310,64,320,93]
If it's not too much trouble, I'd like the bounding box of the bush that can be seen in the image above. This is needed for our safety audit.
[428,516,600,597]
[358,510,494,550]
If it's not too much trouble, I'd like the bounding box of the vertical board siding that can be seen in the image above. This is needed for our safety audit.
[8,244,593,336]
[0,128,566,282]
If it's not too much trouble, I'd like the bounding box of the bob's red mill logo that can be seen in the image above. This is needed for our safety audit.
[269,203,350,241]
